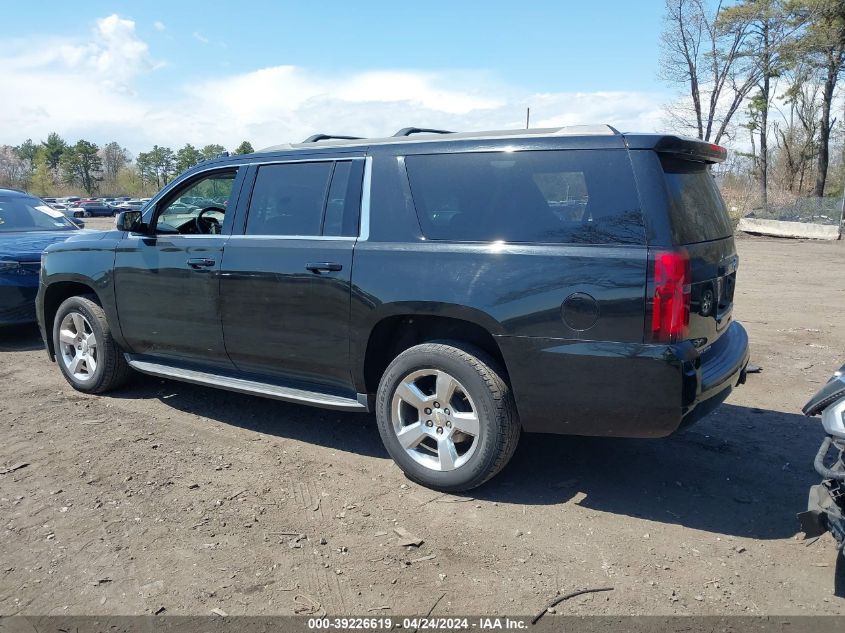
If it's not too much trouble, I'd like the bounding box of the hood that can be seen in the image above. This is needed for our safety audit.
[0,230,83,262]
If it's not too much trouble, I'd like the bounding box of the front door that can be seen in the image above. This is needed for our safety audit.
[113,168,244,368]
[221,158,364,392]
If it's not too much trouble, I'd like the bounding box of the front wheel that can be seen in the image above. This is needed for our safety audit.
[375,342,520,492]
[53,295,131,393]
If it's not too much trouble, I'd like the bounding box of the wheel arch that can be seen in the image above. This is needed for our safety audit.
[42,280,105,359]
[358,307,508,396]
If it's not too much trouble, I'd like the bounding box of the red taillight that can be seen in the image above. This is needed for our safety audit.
[708,143,727,160]
[651,251,690,343]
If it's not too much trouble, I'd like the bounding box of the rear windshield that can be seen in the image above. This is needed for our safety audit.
[661,156,732,244]
[405,149,645,245]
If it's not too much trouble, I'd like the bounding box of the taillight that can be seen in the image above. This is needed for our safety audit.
[651,251,690,343]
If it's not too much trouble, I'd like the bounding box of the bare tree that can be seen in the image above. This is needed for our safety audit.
[659,0,761,144]
[721,0,804,210]
[790,0,845,197]
[101,142,129,185]
[772,64,821,192]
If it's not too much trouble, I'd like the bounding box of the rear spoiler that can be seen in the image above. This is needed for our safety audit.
[625,134,727,164]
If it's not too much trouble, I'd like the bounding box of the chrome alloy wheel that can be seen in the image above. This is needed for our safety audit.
[58,312,98,382]
[391,369,480,471]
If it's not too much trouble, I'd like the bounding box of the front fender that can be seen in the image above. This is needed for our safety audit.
[39,232,122,352]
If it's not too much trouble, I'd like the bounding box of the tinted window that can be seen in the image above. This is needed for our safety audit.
[405,150,644,245]
[246,162,333,236]
[322,161,362,237]
[661,157,732,244]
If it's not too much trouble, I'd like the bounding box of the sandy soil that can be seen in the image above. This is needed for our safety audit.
[1,232,844,616]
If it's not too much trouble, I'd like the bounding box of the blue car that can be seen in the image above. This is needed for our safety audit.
[0,189,85,325]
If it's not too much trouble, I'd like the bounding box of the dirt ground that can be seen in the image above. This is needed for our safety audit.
[1,231,844,617]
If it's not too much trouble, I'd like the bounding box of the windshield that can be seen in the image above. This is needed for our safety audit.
[0,196,76,232]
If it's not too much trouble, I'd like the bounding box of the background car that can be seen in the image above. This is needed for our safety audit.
[48,202,86,227]
[114,199,146,213]
[0,189,84,326]
[72,201,116,217]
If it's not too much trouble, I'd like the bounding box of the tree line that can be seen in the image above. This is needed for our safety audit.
[660,0,845,210]
[0,134,255,197]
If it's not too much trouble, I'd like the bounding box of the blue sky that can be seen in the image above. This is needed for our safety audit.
[2,1,672,153]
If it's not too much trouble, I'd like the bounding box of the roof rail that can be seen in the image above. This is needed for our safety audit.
[554,124,620,136]
[393,127,454,137]
[303,134,365,143]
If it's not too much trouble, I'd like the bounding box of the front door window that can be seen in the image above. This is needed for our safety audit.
[156,171,237,234]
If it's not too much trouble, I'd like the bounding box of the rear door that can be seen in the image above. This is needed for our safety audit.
[660,155,737,347]
[220,157,365,392]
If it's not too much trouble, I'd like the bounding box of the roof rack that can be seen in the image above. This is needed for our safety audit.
[303,134,365,143]
[257,124,627,154]
[393,127,453,137]
[554,124,620,136]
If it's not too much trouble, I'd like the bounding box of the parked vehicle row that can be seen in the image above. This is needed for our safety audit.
[35,124,750,491]
[42,197,151,219]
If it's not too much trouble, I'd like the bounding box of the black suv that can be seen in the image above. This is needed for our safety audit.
[36,125,749,491]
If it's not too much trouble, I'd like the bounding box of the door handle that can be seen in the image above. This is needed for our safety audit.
[187,257,216,268]
[306,262,343,273]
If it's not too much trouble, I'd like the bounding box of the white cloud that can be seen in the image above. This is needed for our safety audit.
[0,15,666,154]
[57,14,154,88]
[154,21,166,32]
[192,31,209,44]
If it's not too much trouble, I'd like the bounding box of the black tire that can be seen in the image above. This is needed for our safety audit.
[375,341,520,492]
[52,295,131,394]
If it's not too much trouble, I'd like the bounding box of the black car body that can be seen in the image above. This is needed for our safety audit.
[36,125,750,489]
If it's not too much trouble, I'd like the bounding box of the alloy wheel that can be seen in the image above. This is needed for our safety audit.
[391,369,480,471]
[58,312,98,382]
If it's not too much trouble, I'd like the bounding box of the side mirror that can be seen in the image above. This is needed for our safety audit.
[116,210,144,232]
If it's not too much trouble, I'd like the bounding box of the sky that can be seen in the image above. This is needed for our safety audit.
[1,1,673,155]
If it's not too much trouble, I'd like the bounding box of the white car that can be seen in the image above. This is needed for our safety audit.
[48,201,87,224]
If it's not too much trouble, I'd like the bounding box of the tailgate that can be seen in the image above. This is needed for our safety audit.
[661,155,736,347]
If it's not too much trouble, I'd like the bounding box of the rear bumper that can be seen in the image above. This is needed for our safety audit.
[679,320,750,429]
[495,320,749,437]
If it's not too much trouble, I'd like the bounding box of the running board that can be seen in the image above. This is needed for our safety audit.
[125,357,368,412]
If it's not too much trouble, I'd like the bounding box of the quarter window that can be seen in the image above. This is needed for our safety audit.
[405,150,645,245]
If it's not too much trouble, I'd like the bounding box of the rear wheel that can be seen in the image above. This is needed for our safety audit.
[53,295,130,393]
[375,342,519,491]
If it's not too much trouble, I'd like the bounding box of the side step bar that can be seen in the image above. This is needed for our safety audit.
[125,357,368,412]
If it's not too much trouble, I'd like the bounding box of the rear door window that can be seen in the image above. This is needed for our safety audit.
[246,162,333,236]
[245,160,361,237]
[404,149,645,245]
[661,156,732,244]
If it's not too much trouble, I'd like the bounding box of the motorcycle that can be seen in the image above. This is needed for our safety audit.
[798,363,845,549]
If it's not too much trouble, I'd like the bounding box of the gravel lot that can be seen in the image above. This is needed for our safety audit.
[1,232,844,616]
